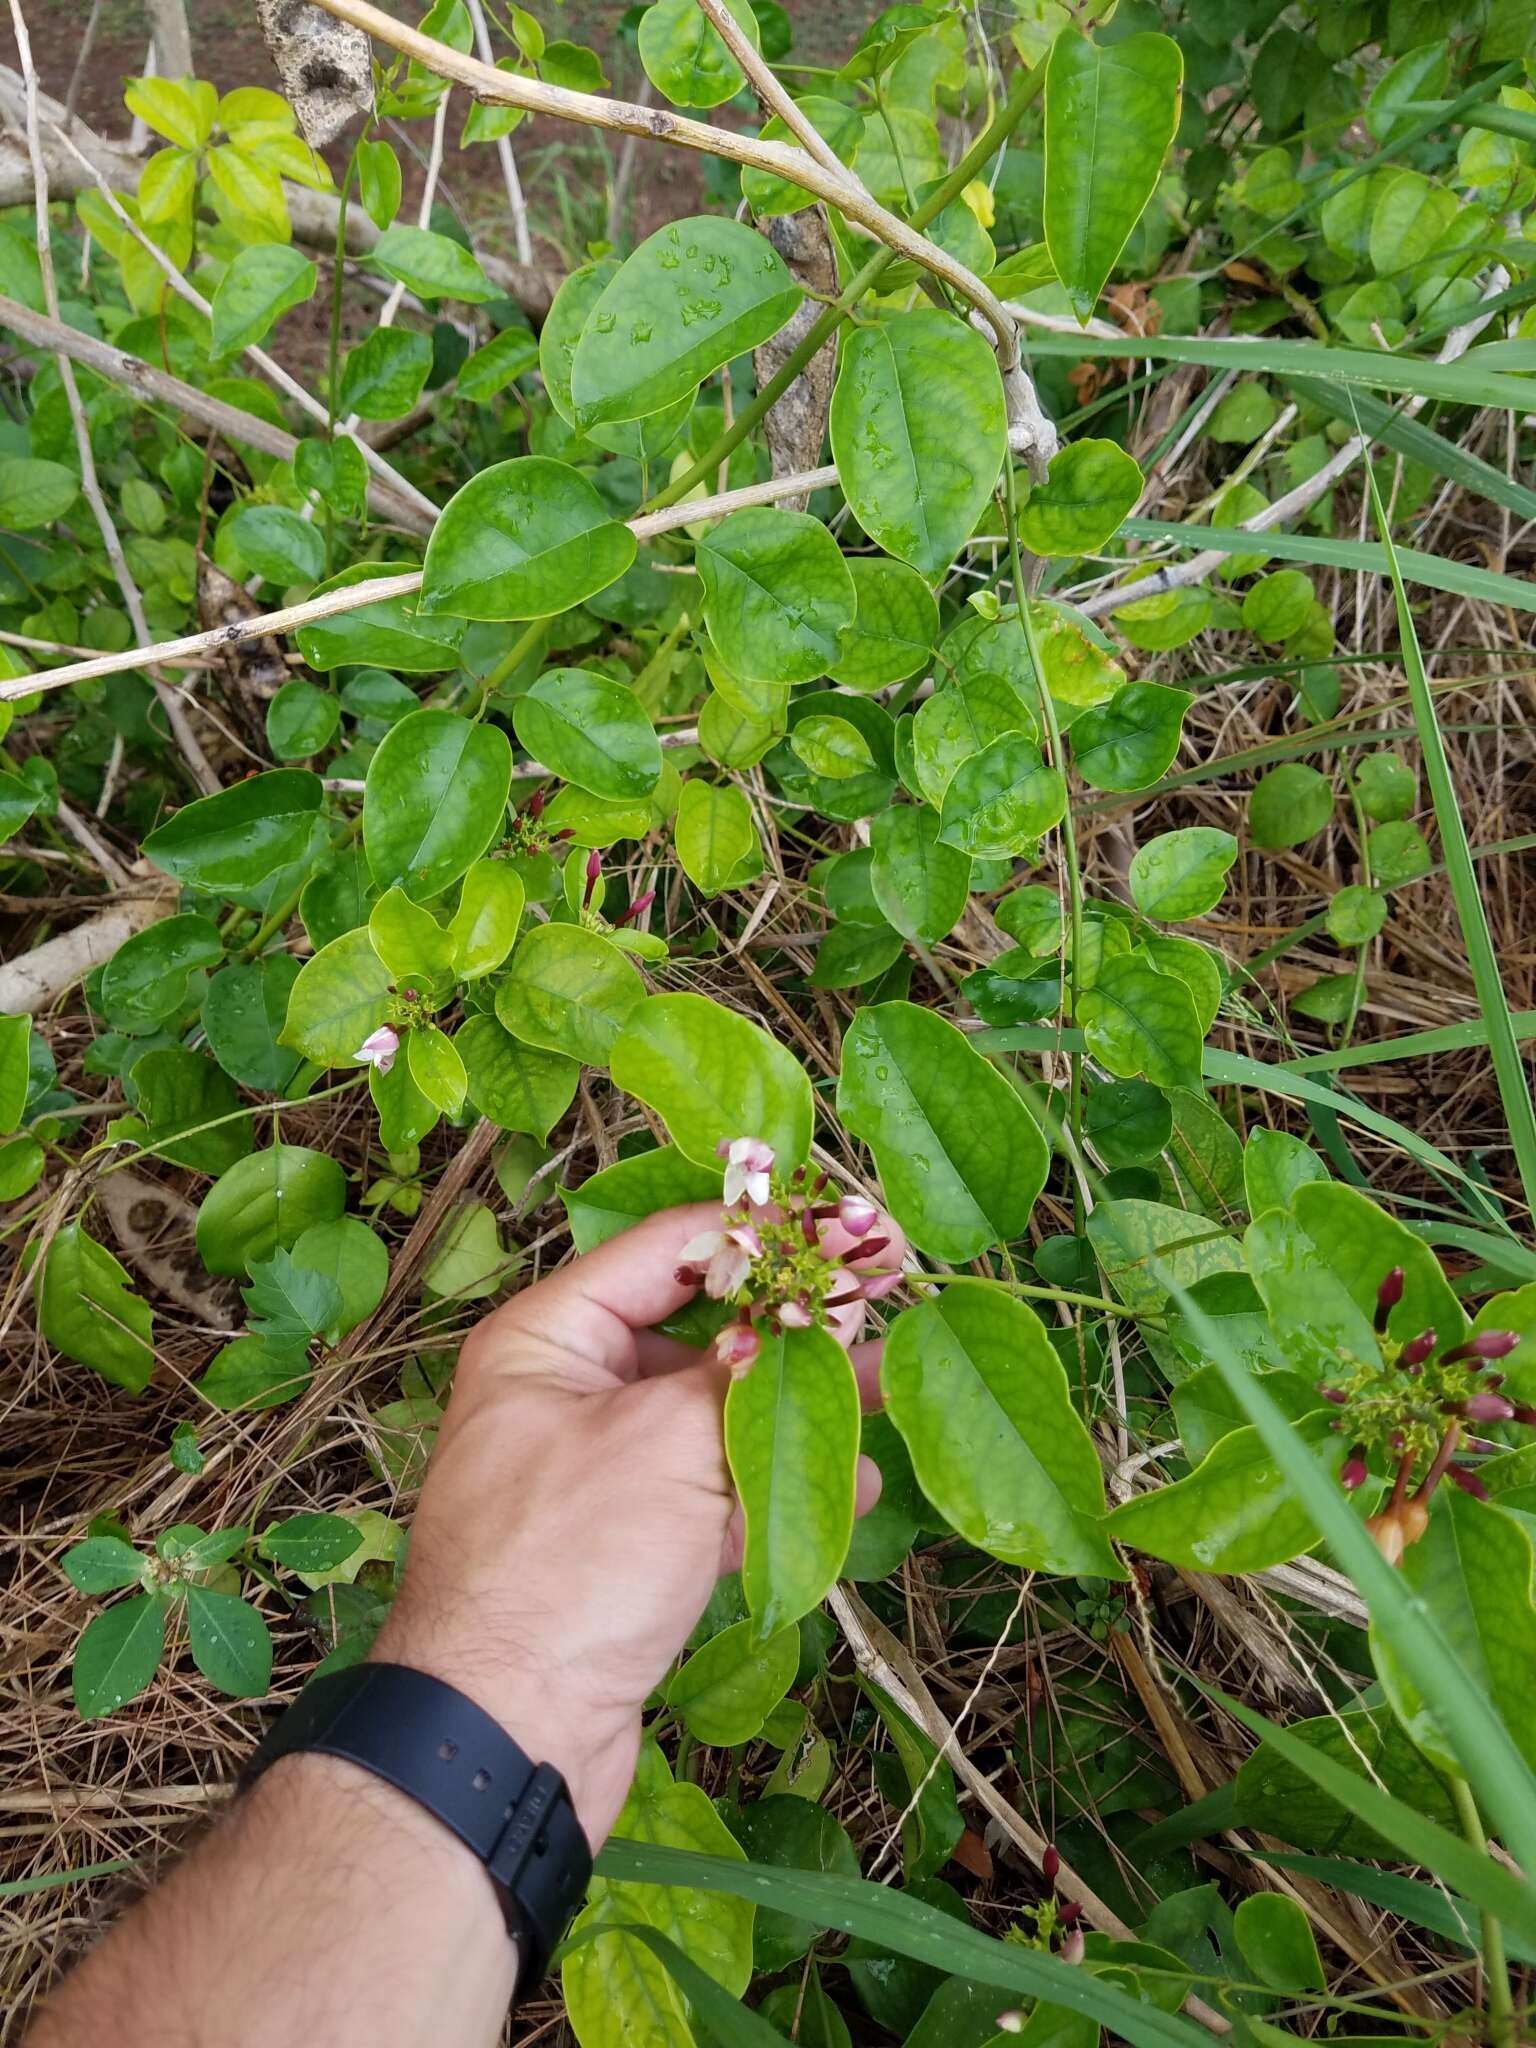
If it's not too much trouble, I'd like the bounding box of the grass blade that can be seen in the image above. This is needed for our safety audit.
[1282,376,1536,524]
[1248,1851,1536,1964]
[1359,440,1536,1214]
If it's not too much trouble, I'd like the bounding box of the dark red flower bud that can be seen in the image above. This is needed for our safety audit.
[528,786,546,820]
[551,827,574,841]
[1341,1449,1369,1490]
[855,1234,891,1264]
[1513,1408,1536,1429]
[1042,1845,1060,1885]
[618,890,656,926]
[1058,1899,1082,1927]
[1464,1392,1516,1423]
[1472,1330,1520,1361]
[1317,1384,1348,1405]
[1447,1464,1490,1501]
[1399,1328,1437,1369]
[1375,1266,1405,1332]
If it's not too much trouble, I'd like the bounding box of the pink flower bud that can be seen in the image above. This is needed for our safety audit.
[858,1270,903,1301]
[1447,1464,1490,1500]
[715,1321,761,1376]
[1061,1929,1085,1966]
[855,1234,891,1264]
[1375,1265,1404,1332]
[1512,1407,1536,1429]
[1472,1330,1520,1361]
[838,1195,879,1238]
[618,890,655,926]
[995,2015,1024,2036]
[1341,1449,1369,1490]
[1463,1392,1515,1423]
[1399,1328,1437,1369]
[777,1300,814,1329]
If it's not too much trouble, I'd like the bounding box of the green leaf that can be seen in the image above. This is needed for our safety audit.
[364,709,511,900]
[99,914,224,1032]
[1326,885,1386,946]
[210,243,316,355]
[457,324,539,402]
[356,137,402,228]
[194,1144,347,1277]
[1070,683,1189,793]
[837,1001,1048,1262]
[829,308,1007,578]
[36,1223,155,1394]
[1128,827,1237,921]
[570,216,801,428]
[869,804,969,945]
[289,1216,388,1339]
[266,679,340,760]
[1019,439,1144,556]
[1247,762,1333,849]
[369,885,456,986]
[407,1021,467,1116]
[676,779,762,896]
[937,734,1065,858]
[457,1012,579,1138]
[790,715,873,782]
[1085,1078,1172,1167]
[744,97,864,216]
[1231,1894,1324,1994]
[665,1618,798,1745]
[448,860,524,979]
[221,503,326,586]
[368,223,497,302]
[1043,31,1184,321]
[1242,568,1315,643]
[495,922,645,1067]
[421,458,636,622]
[726,1325,861,1635]
[1077,955,1203,1089]
[202,958,306,1096]
[1373,1491,1536,1780]
[242,1245,344,1345]
[337,326,433,421]
[0,1011,30,1134]
[280,925,394,1068]
[260,1513,364,1573]
[1242,1128,1327,1217]
[185,1586,273,1698]
[697,507,855,686]
[131,1045,252,1175]
[125,75,215,147]
[195,1334,311,1413]
[911,675,1034,807]
[512,666,661,798]
[771,691,896,823]
[296,565,464,673]
[639,0,760,107]
[735,1802,862,1975]
[612,992,814,1169]
[563,1146,723,1253]
[827,556,938,690]
[1106,1413,1345,1572]
[0,455,78,529]
[1088,1197,1243,1314]
[72,1594,167,1719]
[142,770,322,891]
[884,1283,1122,1576]
[64,1536,147,1595]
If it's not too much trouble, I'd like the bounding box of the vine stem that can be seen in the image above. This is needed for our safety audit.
[649,59,1048,514]
[1446,1773,1518,2048]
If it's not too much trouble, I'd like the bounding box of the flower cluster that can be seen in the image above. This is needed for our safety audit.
[1322,1265,1524,1563]
[502,784,574,861]
[997,1842,1085,2018]
[353,983,437,1074]
[673,1137,899,1375]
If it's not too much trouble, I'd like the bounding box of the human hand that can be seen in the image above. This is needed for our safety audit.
[369,1199,898,1848]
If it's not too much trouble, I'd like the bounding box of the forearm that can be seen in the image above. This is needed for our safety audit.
[30,1753,516,2048]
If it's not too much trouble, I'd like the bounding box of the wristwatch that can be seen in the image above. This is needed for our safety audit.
[242,1662,592,1995]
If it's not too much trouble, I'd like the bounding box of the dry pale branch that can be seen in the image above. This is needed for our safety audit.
[464,0,533,267]
[0,874,180,1012]
[306,0,1021,365]
[0,292,436,535]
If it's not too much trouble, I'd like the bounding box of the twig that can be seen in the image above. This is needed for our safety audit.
[62,0,102,127]
[0,291,434,534]
[307,0,1020,364]
[0,873,179,1011]
[692,0,848,181]
[7,0,220,794]
[464,0,533,267]
[55,799,131,889]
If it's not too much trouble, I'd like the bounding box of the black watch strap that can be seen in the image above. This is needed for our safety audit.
[242,1662,591,1994]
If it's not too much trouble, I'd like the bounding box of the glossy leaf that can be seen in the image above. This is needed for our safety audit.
[289,1216,389,1339]
[495,922,646,1067]
[726,1325,861,1635]
[570,216,801,428]
[1044,32,1184,321]
[697,508,855,687]
[296,565,464,673]
[369,223,497,302]
[884,1283,1122,1576]
[36,1223,155,1394]
[1106,1412,1345,1571]
[210,243,315,355]
[665,1618,798,1745]
[512,667,661,798]
[194,1144,347,1277]
[829,308,1006,577]
[869,804,970,945]
[73,1594,167,1719]
[1232,1895,1325,1994]
[563,1146,723,1254]
[337,326,433,421]
[449,860,524,978]
[676,779,762,896]
[1071,683,1190,793]
[938,734,1065,857]
[1077,955,1203,1090]
[639,0,760,107]
[837,1001,1048,1261]
[0,1011,30,1134]
[827,556,939,690]
[1019,439,1144,556]
[1248,763,1333,849]
[457,1012,579,1139]
[422,459,636,623]
[742,96,863,216]
[1128,828,1237,921]
[130,1045,252,1175]
[64,1536,146,1595]
[280,926,394,1068]
[142,770,322,890]
[612,992,814,1169]
[363,709,511,900]
[911,674,1034,807]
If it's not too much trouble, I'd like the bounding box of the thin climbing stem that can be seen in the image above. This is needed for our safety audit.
[1446,1773,1518,2048]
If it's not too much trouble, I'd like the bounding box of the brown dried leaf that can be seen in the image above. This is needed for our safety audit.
[751,207,837,513]
[94,1170,238,1331]
[254,0,373,150]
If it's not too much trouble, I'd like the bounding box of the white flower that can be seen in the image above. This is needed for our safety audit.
[717,1135,774,1207]
[674,1224,760,1300]
[354,1024,399,1074]
[776,1300,813,1329]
